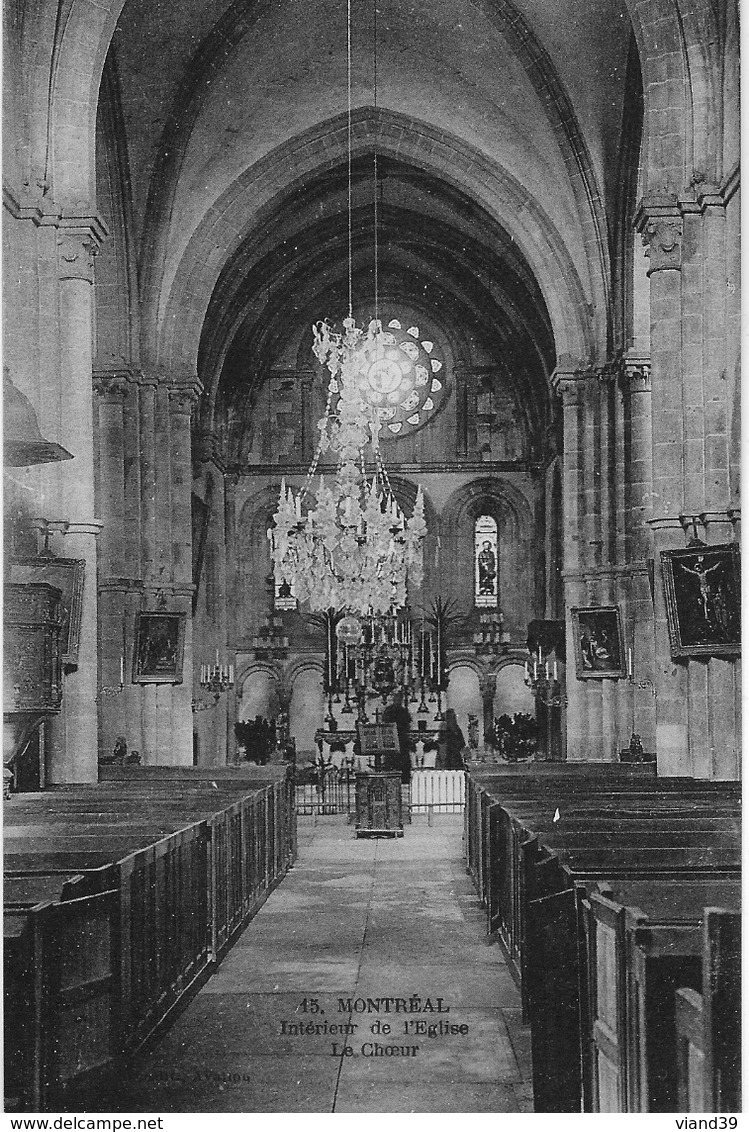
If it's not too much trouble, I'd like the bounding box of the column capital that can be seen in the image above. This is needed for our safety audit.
[550,368,595,405]
[57,214,108,283]
[618,354,652,395]
[93,372,131,402]
[678,169,733,216]
[166,376,203,414]
[634,196,683,275]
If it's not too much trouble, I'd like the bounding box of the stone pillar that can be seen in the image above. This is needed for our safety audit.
[552,369,590,761]
[138,377,159,583]
[619,360,656,751]
[636,203,689,773]
[166,378,202,764]
[636,192,740,778]
[47,216,107,783]
[93,373,130,759]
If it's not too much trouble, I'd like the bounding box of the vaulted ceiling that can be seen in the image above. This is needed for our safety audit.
[98,0,640,448]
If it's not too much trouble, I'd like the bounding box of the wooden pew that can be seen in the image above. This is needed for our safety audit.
[468,769,739,909]
[464,770,740,1114]
[524,847,740,1114]
[4,881,119,1112]
[4,772,297,1111]
[676,988,706,1110]
[485,797,739,966]
[583,883,740,1112]
[674,908,741,1115]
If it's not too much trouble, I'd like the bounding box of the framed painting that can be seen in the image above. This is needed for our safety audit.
[571,606,625,679]
[132,611,186,683]
[661,543,740,657]
[8,555,85,667]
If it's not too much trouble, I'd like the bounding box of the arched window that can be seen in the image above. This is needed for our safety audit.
[475,515,498,607]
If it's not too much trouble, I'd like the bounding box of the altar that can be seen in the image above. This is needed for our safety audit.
[310,608,453,773]
[314,715,448,769]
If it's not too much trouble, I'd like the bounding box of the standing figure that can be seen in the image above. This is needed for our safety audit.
[382,691,412,782]
[477,541,497,595]
[443,708,467,770]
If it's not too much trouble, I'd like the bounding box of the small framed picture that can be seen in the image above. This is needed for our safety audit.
[661,543,740,657]
[571,606,625,679]
[133,612,186,683]
[9,555,85,667]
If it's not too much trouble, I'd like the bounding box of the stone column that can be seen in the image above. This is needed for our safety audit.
[93,373,130,758]
[47,216,107,783]
[552,369,590,761]
[619,360,656,750]
[636,201,692,775]
[166,378,202,764]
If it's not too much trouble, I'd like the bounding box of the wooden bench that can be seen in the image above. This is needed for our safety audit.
[674,910,741,1114]
[467,770,739,910]
[464,769,740,1114]
[482,791,739,959]
[4,772,297,1111]
[4,880,119,1112]
[583,883,740,1112]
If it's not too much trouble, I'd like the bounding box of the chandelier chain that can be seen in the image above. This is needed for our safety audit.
[267,4,427,618]
[347,0,353,319]
[373,0,379,326]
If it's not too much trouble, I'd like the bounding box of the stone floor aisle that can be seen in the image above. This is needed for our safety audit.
[97,815,532,1113]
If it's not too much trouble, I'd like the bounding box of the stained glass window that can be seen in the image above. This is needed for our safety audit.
[475,515,498,607]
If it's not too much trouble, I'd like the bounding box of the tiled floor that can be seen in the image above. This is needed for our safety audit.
[93,814,532,1113]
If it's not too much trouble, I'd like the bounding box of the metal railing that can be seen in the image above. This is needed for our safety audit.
[295,768,465,818]
[295,767,357,815]
[410,769,465,818]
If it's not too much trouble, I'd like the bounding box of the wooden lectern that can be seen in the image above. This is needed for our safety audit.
[355,723,404,838]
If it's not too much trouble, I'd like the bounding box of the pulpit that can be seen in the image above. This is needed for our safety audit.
[3,583,63,791]
[354,723,404,837]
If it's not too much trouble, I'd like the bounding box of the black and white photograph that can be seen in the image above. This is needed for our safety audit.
[2,0,740,1121]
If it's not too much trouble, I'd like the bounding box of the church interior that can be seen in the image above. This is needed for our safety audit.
[3,0,741,1115]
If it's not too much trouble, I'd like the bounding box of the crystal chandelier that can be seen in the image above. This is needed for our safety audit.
[267,0,427,617]
[268,317,427,615]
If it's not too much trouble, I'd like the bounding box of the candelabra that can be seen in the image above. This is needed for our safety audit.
[524,652,566,708]
[199,656,235,695]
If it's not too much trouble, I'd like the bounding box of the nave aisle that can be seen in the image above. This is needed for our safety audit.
[90,815,532,1113]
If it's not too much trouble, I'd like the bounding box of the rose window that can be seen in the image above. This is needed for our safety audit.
[357,319,446,437]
